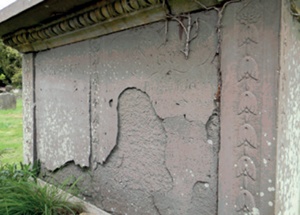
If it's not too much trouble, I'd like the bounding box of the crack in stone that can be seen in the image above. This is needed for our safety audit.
[88,76,93,168]
[152,195,163,215]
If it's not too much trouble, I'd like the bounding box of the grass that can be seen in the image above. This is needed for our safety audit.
[0,99,23,164]
[0,162,85,215]
[0,180,85,215]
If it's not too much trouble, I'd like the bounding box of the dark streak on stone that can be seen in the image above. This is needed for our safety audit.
[88,76,93,167]
[32,53,38,162]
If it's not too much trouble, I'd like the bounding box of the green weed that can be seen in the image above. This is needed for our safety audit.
[0,161,39,183]
[0,161,85,215]
[0,180,85,215]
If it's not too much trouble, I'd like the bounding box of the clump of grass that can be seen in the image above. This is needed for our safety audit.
[0,161,85,215]
[0,159,39,182]
[0,180,84,215]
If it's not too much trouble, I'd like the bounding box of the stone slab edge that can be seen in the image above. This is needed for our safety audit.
[22,53,36,164]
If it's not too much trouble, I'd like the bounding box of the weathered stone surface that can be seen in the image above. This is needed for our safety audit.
[0,92,16,109]
[2,0,300,214]
[152,115,217,215]
[35,41,91,170]
[276,2,300,214]
[90,11,218,165]
[36,10,219,214]
[95,88,173,214]
[87,11,219,214]
[22,53,35,164]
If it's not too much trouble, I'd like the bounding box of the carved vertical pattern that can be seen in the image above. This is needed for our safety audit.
[235,0,262,214]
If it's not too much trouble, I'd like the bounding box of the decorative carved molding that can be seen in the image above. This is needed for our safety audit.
[237,124,257,149]
[237,56,258,82]
[236,156,256,180]
[234,0,262,214]
[219,0,278,214]
[3,0,164,52]
[235,190,256,213]
[238,91,257,115]
[236,0,261,24]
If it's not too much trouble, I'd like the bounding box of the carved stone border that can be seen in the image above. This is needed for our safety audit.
[218,0,280,214]
[3,0,165,52]
[1,0,230,53]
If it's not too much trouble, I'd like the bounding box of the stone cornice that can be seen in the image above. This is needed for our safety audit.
[3,0,166,52]
[2,0,227,53]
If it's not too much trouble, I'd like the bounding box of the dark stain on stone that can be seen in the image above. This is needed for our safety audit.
[109,98,113,107]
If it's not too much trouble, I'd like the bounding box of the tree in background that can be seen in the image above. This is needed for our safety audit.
[0,40,22,88]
